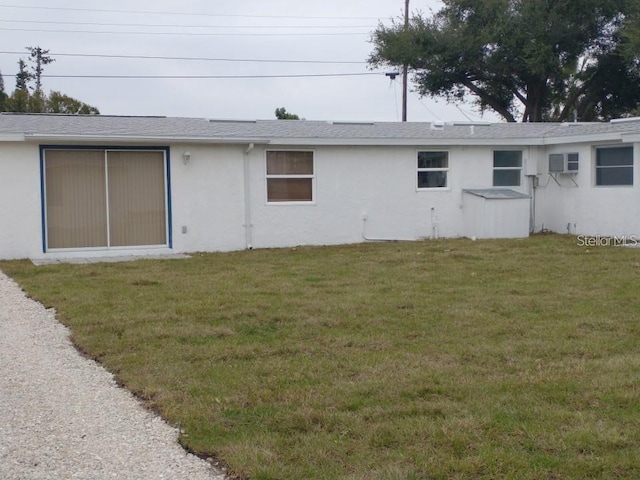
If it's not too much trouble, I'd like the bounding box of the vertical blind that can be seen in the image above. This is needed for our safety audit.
[44,149,167,250]
[45,150,108,249]
[107,151,167,246]
[266,151,314,202]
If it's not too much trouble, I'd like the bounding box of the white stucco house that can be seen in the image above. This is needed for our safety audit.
[0,113,639,260]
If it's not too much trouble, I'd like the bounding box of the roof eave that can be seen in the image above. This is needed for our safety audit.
[0,134,26,142]
[540,132,627,145]
[23,134,272,145]
[266,137,547,146]
[16,131,635,147]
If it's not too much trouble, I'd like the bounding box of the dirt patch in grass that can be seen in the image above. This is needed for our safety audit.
[3,235,640,479]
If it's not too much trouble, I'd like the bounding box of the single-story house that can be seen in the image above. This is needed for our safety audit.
[0,113,639,260]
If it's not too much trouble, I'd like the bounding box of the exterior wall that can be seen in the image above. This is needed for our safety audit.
[535,142,640,238]
[0,143,44,259]
[246,144,531,249]
[18,135,640,261]
[169,144,246,253]
[0,141,250,260]
[0,140,538,260]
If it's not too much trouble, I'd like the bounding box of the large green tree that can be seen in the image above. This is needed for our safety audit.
[47,91,99,115]
[3,46,99,114]
[10,59,32,113]
[0,73,7,112]
[622,1,640,59]
[369,0,640,122]
[27,46,55,113]
[275,107,300,120]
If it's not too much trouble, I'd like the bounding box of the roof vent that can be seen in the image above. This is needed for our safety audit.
[208,119,257,124]
[430,121,445,130]
[449,121,492,127]
[610,116,640,124]
[560,122,581,127]
[330,121,375,126]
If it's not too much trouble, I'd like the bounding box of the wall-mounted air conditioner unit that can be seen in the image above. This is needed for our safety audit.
[549,153,579,174]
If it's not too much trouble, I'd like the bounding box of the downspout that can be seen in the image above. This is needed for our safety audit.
[243,143,254,249]
[529,175,537,234]
[526,147,537,234]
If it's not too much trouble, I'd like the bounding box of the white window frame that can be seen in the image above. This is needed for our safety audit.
[594,145,634,187]
[493,150,523,187]
[417,150,450,190]
[265,149,315,204]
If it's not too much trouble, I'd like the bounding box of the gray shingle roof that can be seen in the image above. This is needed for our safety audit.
[1,113,640,145]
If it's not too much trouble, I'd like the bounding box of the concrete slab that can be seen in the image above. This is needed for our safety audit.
[31,254,191,266]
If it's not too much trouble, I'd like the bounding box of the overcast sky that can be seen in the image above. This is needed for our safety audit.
[0,1,500,122]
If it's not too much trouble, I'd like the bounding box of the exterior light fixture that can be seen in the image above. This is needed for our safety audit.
[183,151,191,165]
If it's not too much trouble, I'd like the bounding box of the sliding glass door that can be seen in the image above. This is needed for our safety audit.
[44,148,168,250]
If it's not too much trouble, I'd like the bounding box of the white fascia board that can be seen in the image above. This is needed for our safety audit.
[540,133,625,145]
[20,134,542,147]
[266,137,546,147]
[0,134,26,142]
[21,132,629,147]
[24,134,271,145]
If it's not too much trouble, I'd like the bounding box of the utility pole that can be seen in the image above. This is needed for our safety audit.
[402,0,409,121]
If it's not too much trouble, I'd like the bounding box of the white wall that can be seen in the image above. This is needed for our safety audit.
[3,139,582,260]
[535,142,640,237]
[0,141,538,259]
[0,143,45,259]
[169,144,246,253]
[0,141,251,260]
[245,144,531,249]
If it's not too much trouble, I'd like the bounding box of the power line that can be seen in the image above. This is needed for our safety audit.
[0,51,367,65]
[455,105,474,122]
[391,77,400,121]
[0,72,381,80]
[0,19,377,29]
[0,27,368,37]
[0,4,385,21]
[412,91,441,121]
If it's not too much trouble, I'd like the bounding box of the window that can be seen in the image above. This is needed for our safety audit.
[43,148,168,250]
[493,150,522,186]
[596,146,633,186]
[417,151,448,189]
[266,151,314,202]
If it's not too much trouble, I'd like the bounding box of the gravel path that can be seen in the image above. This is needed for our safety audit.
[0,271,227,480]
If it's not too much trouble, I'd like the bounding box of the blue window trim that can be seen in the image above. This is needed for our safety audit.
[39,148,46,253]
[39,145,172,252]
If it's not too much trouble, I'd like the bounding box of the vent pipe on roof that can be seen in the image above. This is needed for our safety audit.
[610,116,640,123]
[430,121,445,130]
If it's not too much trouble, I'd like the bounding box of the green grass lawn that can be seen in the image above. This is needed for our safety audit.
[2,235,640,479]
